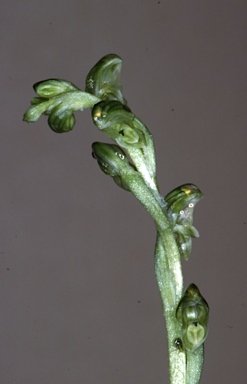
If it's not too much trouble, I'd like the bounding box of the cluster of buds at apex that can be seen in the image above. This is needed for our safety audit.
[23,79,100,133]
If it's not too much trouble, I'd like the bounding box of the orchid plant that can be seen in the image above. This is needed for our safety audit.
[23,54,209,384]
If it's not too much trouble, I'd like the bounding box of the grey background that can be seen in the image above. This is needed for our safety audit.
[2,1,246,383]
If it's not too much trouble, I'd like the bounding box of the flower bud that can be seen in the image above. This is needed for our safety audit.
[92,142,130,177]
[85,54,125,103]
[92,100,145,149]
[165,184,203,224]
[48,105,75,133]
[34,79,80,98]
[176,284,209,352]
[23,84,100,133]
[23,100,51,123]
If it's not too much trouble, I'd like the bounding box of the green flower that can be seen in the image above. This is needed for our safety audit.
[85,54,125,104]
[176,284,209,352]
[92,142,136,191]
[92,100,145,148]
[164,184,203,259]
[92,100,157,185]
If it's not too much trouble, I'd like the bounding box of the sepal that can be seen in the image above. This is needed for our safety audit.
[176,283,209,352]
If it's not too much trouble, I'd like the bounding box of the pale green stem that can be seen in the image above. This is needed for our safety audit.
[186,346,204,384]
[122,172,186,383]
[125,146,158,191]
[124,173,183,301]
[155,233,186,384]
[123,171,205,383]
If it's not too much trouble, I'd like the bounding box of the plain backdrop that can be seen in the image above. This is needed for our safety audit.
[1,1,247,383]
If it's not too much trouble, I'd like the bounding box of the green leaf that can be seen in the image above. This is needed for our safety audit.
[85,54,125,103]
[176,284,209,352]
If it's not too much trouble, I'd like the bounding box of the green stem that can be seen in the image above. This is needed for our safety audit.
[123,172,187,383]
[124,173,205,384]
[155,234,186,384]
[124,173,183,302]
[186,346,204,384]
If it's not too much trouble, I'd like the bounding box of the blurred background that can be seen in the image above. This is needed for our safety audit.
[1,1,246,383]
